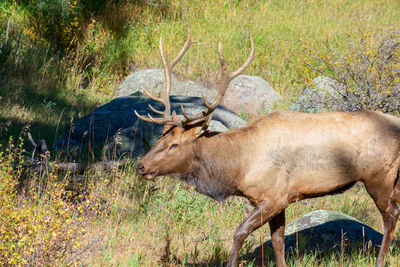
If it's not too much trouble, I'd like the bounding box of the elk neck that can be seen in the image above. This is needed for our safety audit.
[172,129,250,202]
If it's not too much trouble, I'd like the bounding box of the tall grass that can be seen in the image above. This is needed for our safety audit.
[1,1,400,266]
[2,140,397,266]
[1,0,400,147]
[84,165,399,266]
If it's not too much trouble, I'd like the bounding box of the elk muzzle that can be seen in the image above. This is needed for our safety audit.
[136,161,157,180]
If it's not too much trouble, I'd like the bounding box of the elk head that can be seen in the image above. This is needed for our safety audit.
[135,29,254,180]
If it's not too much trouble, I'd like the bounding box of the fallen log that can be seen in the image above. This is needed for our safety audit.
[29,160,129,175]
[26,132,131,175]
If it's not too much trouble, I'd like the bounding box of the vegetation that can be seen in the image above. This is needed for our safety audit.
[1,0,400,144]
[2,138,400,266]
[0,138,107,266]
[303,27,400,113]
[1,0,400,266]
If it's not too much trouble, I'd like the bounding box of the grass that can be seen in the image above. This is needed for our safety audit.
[1,0,400,266]
[1,0,400,146]
[3,149,399,266]
[119,0,400,100]
[84,167,397,266]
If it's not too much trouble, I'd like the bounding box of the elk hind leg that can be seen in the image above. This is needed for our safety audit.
[269,210,286,267]
[376,201,399,267]
[365,170,400,267]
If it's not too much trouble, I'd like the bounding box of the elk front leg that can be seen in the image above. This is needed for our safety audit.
[226,202,286,267]
[269,210,286,267]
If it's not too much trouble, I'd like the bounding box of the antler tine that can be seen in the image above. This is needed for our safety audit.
[134,110,157,123]
[218,42,229,73]
[148,104,164,115]
[159,36,172,118]
[181,34,255,125]
[143,89,164,103]
[170,28,195,68]
[134,110,182,127]
[231,35,254,79]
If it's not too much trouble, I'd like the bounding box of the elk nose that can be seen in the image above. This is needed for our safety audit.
[136,162,145,174]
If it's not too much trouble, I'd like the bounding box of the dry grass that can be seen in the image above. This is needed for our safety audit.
[1,139,399,266]
[84,167,399,267]
[2,1,400,266]
[1,0,400,144]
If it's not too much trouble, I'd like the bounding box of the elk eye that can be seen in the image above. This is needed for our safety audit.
[169,143,179,150]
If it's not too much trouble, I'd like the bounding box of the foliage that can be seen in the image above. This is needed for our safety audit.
[1,0,400,145]
[13,0,172,50]
[17,0,82,50]
[303,28,400,113]
[1,1,400,266]
[0,137,107,266]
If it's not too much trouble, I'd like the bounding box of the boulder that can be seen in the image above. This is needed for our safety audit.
[115,68,217,102]
[290,76,344,112]
[55,92,246,159]
[252,210,383,261]
[223,75,281,114]
[116,69,282,115]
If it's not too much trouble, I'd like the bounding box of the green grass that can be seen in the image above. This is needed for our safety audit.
[2,151,399,266]
[1,1,400,266]
[84,167,398,266]
[1,0,400,147]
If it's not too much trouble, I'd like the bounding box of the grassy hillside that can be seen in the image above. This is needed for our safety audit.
[1,0,400,266]
[1,0,400,145]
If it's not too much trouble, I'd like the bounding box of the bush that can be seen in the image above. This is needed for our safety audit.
[0,137,106,266]
[302,27,400,113]
[16,0,83,50]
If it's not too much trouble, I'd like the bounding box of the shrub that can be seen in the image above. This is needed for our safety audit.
[302,27,400,113]
[0,137,106,266]
[15,0,83,50]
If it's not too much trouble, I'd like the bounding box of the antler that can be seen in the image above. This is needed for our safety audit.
[180,35,255,126]
[135,31,254,129]
[134,28,195,127]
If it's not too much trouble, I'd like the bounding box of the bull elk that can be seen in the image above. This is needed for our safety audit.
[134,30,400,267]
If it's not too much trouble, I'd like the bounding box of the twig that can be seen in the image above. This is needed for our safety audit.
[65,237,102,266]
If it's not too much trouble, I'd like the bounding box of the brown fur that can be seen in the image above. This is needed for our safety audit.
[137,109,400,267]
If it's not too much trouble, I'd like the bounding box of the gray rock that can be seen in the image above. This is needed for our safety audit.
[116,69,282,115]
[116,68,217,102]
[290,76,344,112]
[55,92,246,159]
[284,210,361,236]
[116,68,174,97]
[252,210,383,262]
[223,75,281,114]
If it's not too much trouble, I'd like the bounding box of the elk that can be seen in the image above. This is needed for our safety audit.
[134,30,400,267]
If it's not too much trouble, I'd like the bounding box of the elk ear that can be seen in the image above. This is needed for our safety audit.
[162,124,175,134]
[172,110,180,122]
